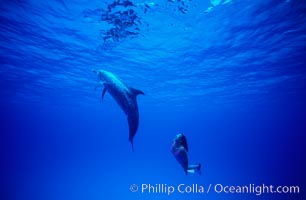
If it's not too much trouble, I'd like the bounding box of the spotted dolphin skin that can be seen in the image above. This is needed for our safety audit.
[93,69,144,152]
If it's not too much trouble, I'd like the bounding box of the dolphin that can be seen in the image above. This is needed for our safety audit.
[93,69,144,152]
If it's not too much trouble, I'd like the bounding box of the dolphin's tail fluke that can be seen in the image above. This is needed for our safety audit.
[129,138,135,152]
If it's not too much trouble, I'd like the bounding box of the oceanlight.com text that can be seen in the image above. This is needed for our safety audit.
[129,183,300,196]
[214,183,300,195]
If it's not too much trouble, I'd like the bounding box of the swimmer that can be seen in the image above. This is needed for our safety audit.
[171,133,201,175]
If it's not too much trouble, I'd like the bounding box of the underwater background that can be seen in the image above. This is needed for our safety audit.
[1,0,306,199]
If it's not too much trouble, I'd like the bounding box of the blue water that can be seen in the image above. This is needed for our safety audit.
[1,0,306,199]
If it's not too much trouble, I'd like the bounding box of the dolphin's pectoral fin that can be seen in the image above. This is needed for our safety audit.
[129,87,144,97]
[101,87,107,100]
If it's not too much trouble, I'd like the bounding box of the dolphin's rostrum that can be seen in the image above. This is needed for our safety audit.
[93,69,144,151]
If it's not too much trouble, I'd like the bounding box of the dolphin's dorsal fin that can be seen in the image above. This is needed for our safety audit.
[101,87,107,100]
[129,87,144,96]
